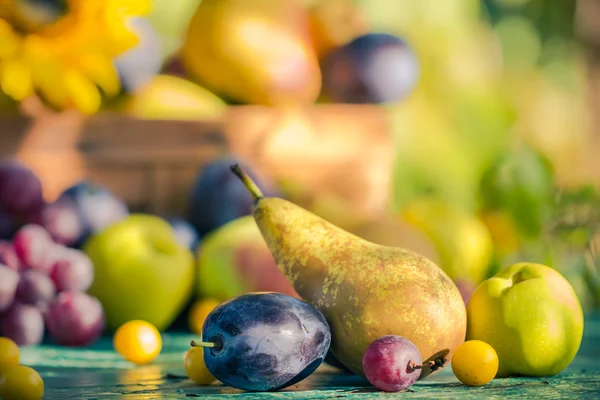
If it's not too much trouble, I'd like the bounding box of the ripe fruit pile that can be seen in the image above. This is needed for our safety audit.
[0,224,104,346]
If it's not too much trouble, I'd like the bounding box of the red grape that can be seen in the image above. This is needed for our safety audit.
[45,291,104,347]
[0,241,21,270]
[0,302,45,346]
[39,197,84,247]
[49,248,94,292]
[0,265,19,312]
[362,335,422,392]
[12,224,53,271]
[0,162,44,215]
[15,269,56,311]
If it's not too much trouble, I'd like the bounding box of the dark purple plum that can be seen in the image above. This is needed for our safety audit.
[362,335,422,392]
[322,33,419,104]
[15,269,56,311]
[165,217,201,251]
[115,17,162,93]
[0,302,45,345]
[0,265,19,312]
[39,196,85,247]
[189,157,280,237]
[56,181,129,246]
[0,161,44,216]
[45,291,105,347]
[199,292,331,391]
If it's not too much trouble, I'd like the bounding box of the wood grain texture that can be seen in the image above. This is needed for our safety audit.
[20,312,600,399]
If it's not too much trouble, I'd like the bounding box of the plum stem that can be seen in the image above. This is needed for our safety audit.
[230,164,264,202]
[190,340,217,348]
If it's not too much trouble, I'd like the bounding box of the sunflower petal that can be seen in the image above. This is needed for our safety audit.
[0,19,20,58]
[63,69,102,114]
[1,58,33,101]
[78,53,121,96]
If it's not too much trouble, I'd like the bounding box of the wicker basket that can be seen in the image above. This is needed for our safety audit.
[0,102,393,225]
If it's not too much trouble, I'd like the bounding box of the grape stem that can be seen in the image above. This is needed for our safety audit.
[190,340,216,348]
[407,357,447,373]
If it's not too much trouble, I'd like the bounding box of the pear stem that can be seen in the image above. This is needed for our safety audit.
[190,340,216,348]
[230,164,264,202]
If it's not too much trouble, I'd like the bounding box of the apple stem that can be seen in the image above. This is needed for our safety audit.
[230,164,264,202]
[190,340,217,348]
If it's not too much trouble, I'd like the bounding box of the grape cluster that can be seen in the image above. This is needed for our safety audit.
[0,162,105,347]
[0,224,104,346]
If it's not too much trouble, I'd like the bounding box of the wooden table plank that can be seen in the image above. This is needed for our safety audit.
[20,312,600,399]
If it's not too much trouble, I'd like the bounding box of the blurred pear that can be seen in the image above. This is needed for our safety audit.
[308,0,369,58]
[121,75,227,120]
[402,198,493,283]
[181,0,321,106]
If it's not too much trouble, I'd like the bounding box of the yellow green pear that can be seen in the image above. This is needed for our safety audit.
[230,165,467,376]
[467,262,584,377]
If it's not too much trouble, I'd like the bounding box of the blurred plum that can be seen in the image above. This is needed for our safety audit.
[322,33,419,104]
[189,157,280,237]
[57,181,129,246]
[0,162,44,216]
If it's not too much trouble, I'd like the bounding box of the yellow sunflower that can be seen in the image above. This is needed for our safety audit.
[0,0,150,114]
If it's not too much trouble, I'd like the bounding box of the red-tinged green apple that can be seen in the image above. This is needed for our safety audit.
[196,216,298,301]
[466,262,584,377]
[84,214,194,331]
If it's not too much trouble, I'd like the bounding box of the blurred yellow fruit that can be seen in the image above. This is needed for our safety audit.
[479,210,521,257]
[308,0,369,58]
[402,198,493,283]
[0,337,19,374]
[122,75,227,120]
[189,299,221,335]
[184,347,216,385]
[0,365,44,400]
[114,320,162,365]
[181,0,322,105]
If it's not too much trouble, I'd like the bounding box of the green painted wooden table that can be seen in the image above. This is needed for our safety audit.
[21,312,600,399]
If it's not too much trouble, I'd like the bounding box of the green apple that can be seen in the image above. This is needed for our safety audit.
[85,214,194,331]
[467,262,584,377]
[196,216,298,301]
